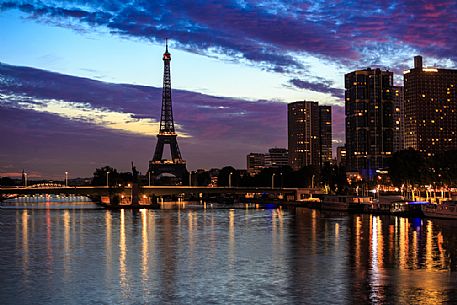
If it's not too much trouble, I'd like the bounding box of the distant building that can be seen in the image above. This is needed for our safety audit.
[208,168,220,187]
[319,106,333,165]
[265,148,288,168]
[288,101,332,170]
[393,86,405,152]
[345,68,394,178]
[336,146,347,167]
[404,55,457,155]
[246,153,265,176]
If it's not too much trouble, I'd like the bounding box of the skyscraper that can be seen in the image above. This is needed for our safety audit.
[345,68,394,178]
[404,56,457,155]
[393,86,405,152]
[288,101,331,170]
[319,106,332,165]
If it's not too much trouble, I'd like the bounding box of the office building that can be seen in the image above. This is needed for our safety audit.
[288,101,332,170]
[336,146,347,167]
[246,153,265,176]
[404,56,457,155]
[319,106,333,165]
[265,148,288,168]
[393,86,405,152]
[345,68,394,178]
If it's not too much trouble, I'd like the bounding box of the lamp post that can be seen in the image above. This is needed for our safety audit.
[189,171,192,186]
[106,171,110,187]
[272,173,276,189]
[24,172,27,187]
[280,172,283,189]
[229,172,233,188]
[148,171,151,186]
[311,174,315,189]
[65,171,68,187]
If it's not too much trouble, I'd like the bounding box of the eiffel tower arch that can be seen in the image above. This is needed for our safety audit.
[149,40,188,184]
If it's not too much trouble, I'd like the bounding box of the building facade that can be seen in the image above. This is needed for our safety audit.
[345,68,394,178]
[393,86,405,152]
[246,153,265,176]
[336,146,347,167]
[288,101,332,170]
[404,56,457,155]
[265,148,288,168]
[319,106,333,165]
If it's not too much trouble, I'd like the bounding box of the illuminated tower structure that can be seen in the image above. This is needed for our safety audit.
[345,68,394,178]
[149,41,187,182]
[404,55,457,155]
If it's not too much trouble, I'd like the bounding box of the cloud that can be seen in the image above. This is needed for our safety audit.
[288,78,344,99]
[0,92,187,137]
[0,63,304,177]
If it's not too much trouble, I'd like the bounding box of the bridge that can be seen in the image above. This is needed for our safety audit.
[0,185,315,202]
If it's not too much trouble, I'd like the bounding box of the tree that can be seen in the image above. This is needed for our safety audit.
[432,150,457,187]
[218,166,240,187]
[92,166,118,186]
[389,149,429,185]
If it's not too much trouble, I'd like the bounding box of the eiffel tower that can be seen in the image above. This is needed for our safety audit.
[149,40,187,183]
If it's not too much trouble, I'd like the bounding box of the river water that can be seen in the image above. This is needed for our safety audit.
[1,202,457,304]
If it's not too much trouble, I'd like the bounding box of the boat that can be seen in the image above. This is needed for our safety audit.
[320,195,371,212]
[422,201,457,219]
[366,197,426,216]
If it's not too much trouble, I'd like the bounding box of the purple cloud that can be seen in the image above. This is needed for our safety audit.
[1,0,450,76]
[2,0,457,72]
[289,78,344,99]
[0,63,301,178]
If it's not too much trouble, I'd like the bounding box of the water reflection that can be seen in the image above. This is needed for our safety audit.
[119,209,129,296]
[21,210,29,275]
[63,210,70,280]
[2,206,457,304]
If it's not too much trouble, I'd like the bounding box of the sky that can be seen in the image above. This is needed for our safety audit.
[1,0,457,179]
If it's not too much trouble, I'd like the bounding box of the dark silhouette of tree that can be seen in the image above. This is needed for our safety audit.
[432,150,457,186]
[218,166,240,186]
[0,177,16,186]
[389,149,430,185]
[92,166,119,186]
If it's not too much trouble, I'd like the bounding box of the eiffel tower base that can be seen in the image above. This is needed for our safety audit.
[149,162,188,185]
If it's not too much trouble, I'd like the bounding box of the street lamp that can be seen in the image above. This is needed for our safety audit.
[24,172,27,187]
[272,173,276,189]
[229,172,233,188]
[65,171,68,187]
[311,175,315,188]
[189,171,192,186]
[280,172,283,189]
[106,171,110,187]
[148,171,151,186]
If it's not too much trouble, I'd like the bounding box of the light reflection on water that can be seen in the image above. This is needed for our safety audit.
[0,205,457,304]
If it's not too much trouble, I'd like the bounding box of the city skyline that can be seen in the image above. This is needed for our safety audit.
[1,1,457,178]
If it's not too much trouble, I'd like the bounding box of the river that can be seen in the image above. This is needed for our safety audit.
[1,202,456,304]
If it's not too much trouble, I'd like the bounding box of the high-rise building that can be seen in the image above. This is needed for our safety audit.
[393,86,405,152]
[319,106,332,165]
[246,153,265,176]
[288,101,331,170]
[345,68,394,178]
[336,146,346,167]
[265,148,288,168]
[404,56,457,155]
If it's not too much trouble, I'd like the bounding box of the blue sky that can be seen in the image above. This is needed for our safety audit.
[1,0,456,178]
